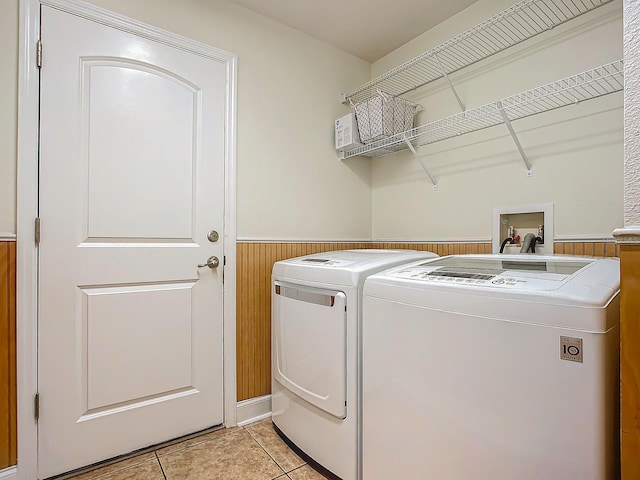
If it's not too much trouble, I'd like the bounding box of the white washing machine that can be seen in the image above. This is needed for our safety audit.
[362,254,620,480]
[271,249,438,480]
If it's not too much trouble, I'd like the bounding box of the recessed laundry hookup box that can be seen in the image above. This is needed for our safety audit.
[493,203,554,255]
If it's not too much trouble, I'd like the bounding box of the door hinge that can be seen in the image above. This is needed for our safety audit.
[36,39,42,68]
[34,393,40,421]
[35,217,41,244]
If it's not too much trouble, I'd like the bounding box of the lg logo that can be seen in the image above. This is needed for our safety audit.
[563,345,580,356]
[560,336,583,363]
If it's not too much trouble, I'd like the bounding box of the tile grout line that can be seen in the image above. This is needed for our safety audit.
[243,425,289,478]
[65,427,229,479]
[155,452,167,480]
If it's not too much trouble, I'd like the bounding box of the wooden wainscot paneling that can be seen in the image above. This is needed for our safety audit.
[554,241,619,257]
[620,244,640,480]
[0,241,17,469]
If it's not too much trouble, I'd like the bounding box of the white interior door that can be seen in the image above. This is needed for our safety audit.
[37,6,228,477]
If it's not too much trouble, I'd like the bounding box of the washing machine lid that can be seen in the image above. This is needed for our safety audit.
[398,255,595,289]
[272,249,438,287]
[421,256,591,277]
[365,254,620,310]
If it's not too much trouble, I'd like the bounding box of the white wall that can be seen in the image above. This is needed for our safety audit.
[0,0,18,237]
[3,0,626,243]
[1,0,372,241]
[370,0,624,242]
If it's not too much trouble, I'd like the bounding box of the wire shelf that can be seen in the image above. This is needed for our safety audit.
[343,0,615,105]
[340,60,623,159]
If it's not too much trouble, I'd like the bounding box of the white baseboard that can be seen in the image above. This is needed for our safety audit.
[0,466,17,480]
[236,394,271,427]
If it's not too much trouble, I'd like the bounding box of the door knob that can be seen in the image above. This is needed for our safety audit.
[198,256,220,269]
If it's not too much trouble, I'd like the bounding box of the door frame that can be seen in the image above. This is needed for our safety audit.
[16,1,238,478]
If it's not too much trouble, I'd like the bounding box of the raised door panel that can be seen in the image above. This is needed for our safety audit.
[84,60,197,240]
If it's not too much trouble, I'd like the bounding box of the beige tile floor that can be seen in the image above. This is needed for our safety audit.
[66,419,333,480]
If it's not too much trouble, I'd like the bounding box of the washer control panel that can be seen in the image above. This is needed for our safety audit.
[392,266,525,287]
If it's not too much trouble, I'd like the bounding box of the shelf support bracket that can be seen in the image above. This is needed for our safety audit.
[496,101,533,176]
[403,137,438,190]
[434,53,465,112]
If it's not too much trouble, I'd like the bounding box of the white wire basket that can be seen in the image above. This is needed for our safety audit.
[353,91,420,144]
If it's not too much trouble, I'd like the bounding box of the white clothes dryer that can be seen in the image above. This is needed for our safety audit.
[362,254,620,480]
[271,249,438,480]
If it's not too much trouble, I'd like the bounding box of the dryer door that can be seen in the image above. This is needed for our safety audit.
[273,281,347,419]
